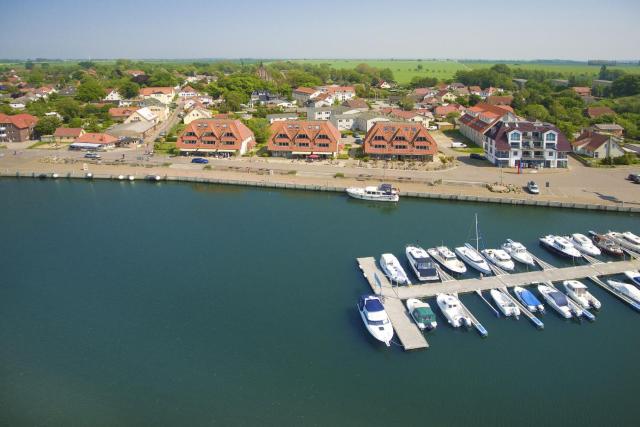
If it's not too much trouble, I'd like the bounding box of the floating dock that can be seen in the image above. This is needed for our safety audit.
[356,257,428,350]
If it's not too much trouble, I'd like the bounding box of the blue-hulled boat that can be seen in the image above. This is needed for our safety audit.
[513,286,545,313]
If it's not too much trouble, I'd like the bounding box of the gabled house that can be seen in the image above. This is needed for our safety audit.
[592,123,624,137]
[380,108,431,128]
[178,86,200,98]
[124,107,158,125]
[109,107,139,122]
[177,119,256,156]
[292,87,322,105]
[572,87,592,98]
[70,133,118,150]
[572,130,625,159]
[319,85,356,102]
[458,103,518,146]
[268,120,341,158]
[139,87,176,105]
[53,127,85,144]
[486,95,513,106]
[469,86,482,96]
[183,108,212,125]
[104,89,123,102]
[363,122,437,160]
[586,106,616,119]
[266,113,298,124]
[433,104,463,118]
[343,98,369,110]
[0,113,38,142]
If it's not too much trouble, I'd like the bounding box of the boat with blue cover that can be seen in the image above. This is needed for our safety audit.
[513,286,545,313]
[357,295,394,346]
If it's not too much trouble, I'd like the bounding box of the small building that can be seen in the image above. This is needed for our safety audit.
[70,133,118,150]
[363,122,437,161]
[183,108,212,125]
[306,106,350,121]
[268,120,341,158]
[53,127,84,144]
[266,113,298,124]
[433,104,462,118]
[104,89,122,102]
[381,108,430,128]
[592,123,625,137]
[178,86,199,98]
[458,103,517,146]
[107,121,156,140]
[550,79,569,87]
[124,107,158,125]
[572,86,592,98]
[0,113,38,142]
[486,95,513,106]
[139,87,176,105]
[586,106,616,119]
[109,107,139,122]
[343,98,369,110]
[319,85,356,102]
[177,119,256,156]
[592,79,613,87]
[292,87,322,105]
[572,131,625,159]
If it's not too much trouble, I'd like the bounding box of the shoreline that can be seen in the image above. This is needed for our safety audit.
[2,165,639,213]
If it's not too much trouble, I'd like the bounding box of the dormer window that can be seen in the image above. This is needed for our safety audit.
[510,132,521,142]
[277,133,288,138]
[545,133,556,142]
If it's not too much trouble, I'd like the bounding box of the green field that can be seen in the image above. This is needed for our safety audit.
[288,59,640,84]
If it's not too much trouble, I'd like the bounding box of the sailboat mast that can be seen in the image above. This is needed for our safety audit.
[475,214,479,251]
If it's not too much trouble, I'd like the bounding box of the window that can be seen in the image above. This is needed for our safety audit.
[298,142,310,147]
[185,132,196,136]
[374,144,386,149]
[225,141,235,146]
[224,132,235,138]
[395,145,408,150]
[204,140,215,145]
[278,142,289,147]
[297,134,308,139]
[393,136,406,141]
[277,133,288,138]
[317,134,329,140]
[416,136,427,141]
[374,135,385,141]
[545,133,556,142]
[416,145,428,150]
[317,143,329,148]
[510,132,521,141]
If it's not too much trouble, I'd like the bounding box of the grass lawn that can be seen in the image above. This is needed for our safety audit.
[154,141,176,155]
[443,129,485,154]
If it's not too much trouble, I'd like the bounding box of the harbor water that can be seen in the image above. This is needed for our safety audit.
[1,179,639,426]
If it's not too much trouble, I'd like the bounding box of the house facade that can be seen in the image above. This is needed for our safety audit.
[266,113,298,124]
[292,87,322,105]
[109,107,139,122]
[124,107,158,125]
[104,89,122,102]
[363,122,437,161]
[139,87,176,105]
[0,113,38,142]
[458,104,517,146]
[183,108,212,124]
[53,127,84,144]
[70,133,118,150]
[177,119,256,156]
[268,121,341,158]
[572,131,625,159]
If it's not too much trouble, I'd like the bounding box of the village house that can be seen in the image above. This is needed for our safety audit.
[572,130,625,159]
[469,86,482,96]
[592,123,625,137]
[292,87,322,105]
[486,95,513,106]
[125,70,146,78]
[572,86,592,98]
[177,119,256,156]
[70,132,118,150]
[343,98,369,110]
[306,106,354,121]
[34,86,56,99]
[0,113,38,142]
[319,85,356,102]
[178,86,200,98]
[458,103,518,146]
[433,104,463,119]
[363,122,437,161]
[381,108,431,128]
[586,106,616,119]
[330,111,390,132]
[483,121,570,168]
[266,113,299,124]
[139,87,176,105]
[435,90,457,103]
[124,107,158,125]
[268,120,341,158]
[104,89,123,102]
[53,127,85,144]
[109,107,139,122]
[183,108,212,125]
[378,81,391,89]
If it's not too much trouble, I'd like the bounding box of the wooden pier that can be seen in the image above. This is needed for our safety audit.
[356,257,428,350]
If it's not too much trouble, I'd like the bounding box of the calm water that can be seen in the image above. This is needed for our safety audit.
[1,179,639,426]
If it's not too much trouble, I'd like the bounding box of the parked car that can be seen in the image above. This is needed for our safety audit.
[627,173,640,183]
[428,126,438,131]
[451,142,467,148]
[84,152,101,159]
[527,181,540,194]
[470,153,487,161]
[355,138,363,144]
[191,157,209,164]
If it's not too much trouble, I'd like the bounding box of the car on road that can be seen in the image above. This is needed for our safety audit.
[428,126,438,131]
[84,152,101,159]
[159,131,167,137]
[191,157,209,164]
[451,142,467,148]
[527,181,540,194]
[470,153,487,161]
[355,138,363,144]
[627,173,640,183]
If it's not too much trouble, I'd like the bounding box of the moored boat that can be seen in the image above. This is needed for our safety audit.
[427,246,467,274]
[405,245,439,281]
[481,249,515,271]
[563,280,601,310]
[501,239,535,266]
[489,289,520,317]
[588,231,624,257]
[538,284,572,319]
[357,295,394,346]
[624,270,640,287]
[608,280,640,303]
[455,243,492,275]
[436,294,471,328]
[379,253,411,285]
[569,233,601,256]
[346,183,399,202]
[406,298,437,330]
[539,235,582,259]
[513,286,545,313]
[607,231,640,253]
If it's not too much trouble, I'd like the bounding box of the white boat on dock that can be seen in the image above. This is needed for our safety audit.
[346,183,399,202]
[481,249,515,271]
[489,289,520,317]
[538,284,572,319]
[357,295,394,346]
[539,235,582,259]
[501,239,535,266]
[513,286,545,313]
[607,231,640,253]
[624,270,640,287]
[436,294,471,328]
[563,280,601,310]
[379,253,411,285]
[427,246,467,274]
[608,280,640,303]
[406,298,437,330]
[569,233,601,257]
[405,245,439,282]
[455,244,492,275]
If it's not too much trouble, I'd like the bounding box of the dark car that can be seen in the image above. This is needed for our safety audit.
[191,157,209,164]
[627,173,640,183]
[470,153,487,161]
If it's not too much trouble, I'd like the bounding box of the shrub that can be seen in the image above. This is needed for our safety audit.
[334,172,345,178]
[337,154,349,160]
[286,170,297,175]
[203,165,212,170]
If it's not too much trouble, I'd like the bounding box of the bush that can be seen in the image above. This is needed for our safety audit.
[337,154,349,160]
[286,170,297,175]
[203,165,212,170]
[334,172,345,178]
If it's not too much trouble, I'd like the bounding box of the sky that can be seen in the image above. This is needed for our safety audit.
[1,0,639,60]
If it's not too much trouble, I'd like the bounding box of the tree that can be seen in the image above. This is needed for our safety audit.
[445,111,460,126]
[523,104,550,121]
[25,61,34,70]
[148,69,178,87]
[118,80,140,98]
[398,96,414,111]
[468,94,482,106]
[78,61,96,69]
[221,91,246,112]
[55,98,81,121]
[76,78,105,102]
[408,76,438,89]
[34,116,61,137]
[243,118,271,144]
[611,75,640,97]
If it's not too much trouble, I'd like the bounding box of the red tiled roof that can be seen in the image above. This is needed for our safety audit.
[381,108,422,120]
[323,85,355,94]
[572,87,591,95]
[177,119,255,151]
[109,107,139,118]
[344,98,368,109]
[586,106,616,119]
[53,127,83,138]
[363,122,437,156]
[76,133,118,145]
[294,87,317,95]
[139,87,174,96]
[572,131,617,152]
[434,105,461,117]
[486,95,513,106]
[268,120,340,153]
[0,113,38,129]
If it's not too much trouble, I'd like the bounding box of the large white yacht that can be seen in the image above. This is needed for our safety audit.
[455,244,492,275]
[357,295,394,346]
[379,253,411,285]
[607,231,640,253]
[405,245,439,281]
[539,235,582,259]
[501,239,535,266]
[489,289,520,317]
[569,233,601,256]
[608,280,640,303]
[427,246,467,274]
[346,183,399,202]
[563,280,601,310]
[537,284,572,319]
[436,294,471,328]
[624,270,640,287]
[481,249,515,271]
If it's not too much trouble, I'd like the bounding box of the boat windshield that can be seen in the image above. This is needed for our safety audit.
[549,291,568,306]
[367,318,388,326]
[414,307,436,322]
[365,299,384,312]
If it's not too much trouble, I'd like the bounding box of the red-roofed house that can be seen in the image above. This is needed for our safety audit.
[380,108,431,127]
[0,113,38,142]
[433,104,463,118]
[53,127,85,144]
[458,103,518,146]
[177,119,256,156]
[178,86,200,98]
[572,87,592,98]
[292,87,322,105]
[139,87,176,104]
[70,133,118,150]
[586,106,616,119]
[268,121,341,158]
[109,107,140,121]
[572,130,624,159]
[320,85,356,102]
[363,122,437,160]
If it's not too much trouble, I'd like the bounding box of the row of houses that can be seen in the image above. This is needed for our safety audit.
[175,118,438,161]
[292,85,356,107]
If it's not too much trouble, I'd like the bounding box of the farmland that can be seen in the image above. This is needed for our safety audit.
[285,59,640,84]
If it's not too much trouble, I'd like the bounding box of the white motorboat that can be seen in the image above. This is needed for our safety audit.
[537,284,572,319]
[608,280,640,303]
[539,235,582,259]
[51,173,59,179]
[563,280,601,310]
[405,246,439,281]
[489,289,520,317]
[607,231,640,252]
[481,249,515,271]
[379,253,411,285]
[406,298,437,330]
[346,183,399,202]
[128,175,135,181]
[117,174,126,180]
[427,246,467,274]
[501,239,535,266]
[624,270,640,287]
[357,295,394,346]
[436,294,471,328]
[455,244,492,275]
[513,286,545,313]
[569,233,601,256]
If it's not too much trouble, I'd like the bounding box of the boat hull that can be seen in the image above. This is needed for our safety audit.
[346,189,399,202]
[539,239,581,259]
[455,246,492,275]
